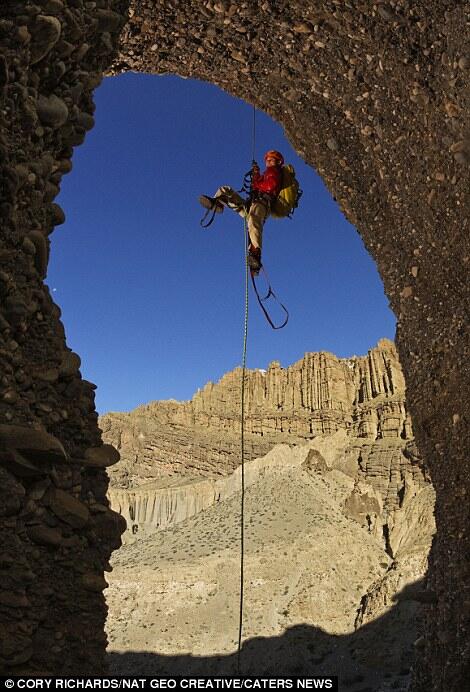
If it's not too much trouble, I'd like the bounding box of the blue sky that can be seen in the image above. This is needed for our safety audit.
[47,74,395,413]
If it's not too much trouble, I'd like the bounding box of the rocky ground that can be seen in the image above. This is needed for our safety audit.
[106,442,434,690]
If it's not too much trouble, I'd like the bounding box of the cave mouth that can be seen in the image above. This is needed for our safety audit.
[64,77,432,681]
[48,72,396,415]
[1,0,466,683]
[44,71,421,675]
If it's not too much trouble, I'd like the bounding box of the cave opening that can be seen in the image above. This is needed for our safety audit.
[1,1,466,684]
[48,72,396,415]
[43,72,434,682]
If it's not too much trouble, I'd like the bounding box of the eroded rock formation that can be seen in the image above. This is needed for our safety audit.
[0,1,468,687]
[102,339,412,486]
[110,432,431,552]
[106,440,435,688]
[106,344,434,688]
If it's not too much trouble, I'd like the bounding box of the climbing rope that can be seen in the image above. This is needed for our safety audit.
[251,102,256,163]
[237,216,250,674]
[237,104,256,673]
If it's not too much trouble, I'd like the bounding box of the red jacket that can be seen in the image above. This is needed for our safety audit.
[252,166,282,198]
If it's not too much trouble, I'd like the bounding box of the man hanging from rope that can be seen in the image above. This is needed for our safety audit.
[199,150,284,274]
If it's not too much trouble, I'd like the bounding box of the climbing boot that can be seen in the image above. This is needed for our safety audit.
[199,195,224,213]
[248,245,262,274]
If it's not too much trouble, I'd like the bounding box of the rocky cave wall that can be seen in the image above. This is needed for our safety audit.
[0,0,128,675]
[0,1,468,689]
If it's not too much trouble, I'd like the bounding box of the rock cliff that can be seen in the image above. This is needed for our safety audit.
[106,373,434,687]
[110,433,431,554]
[102,339,413,487]
[105,341,431,597]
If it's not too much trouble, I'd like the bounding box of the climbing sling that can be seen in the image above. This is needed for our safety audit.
[250,266,289,330]
[199,203,219,228]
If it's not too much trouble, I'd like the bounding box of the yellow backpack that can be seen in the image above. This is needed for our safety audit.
[270,164,302,219]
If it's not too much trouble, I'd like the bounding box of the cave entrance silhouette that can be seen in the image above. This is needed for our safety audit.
[49,73,396,414]
[49,74,422,685]
[1,2,467,686]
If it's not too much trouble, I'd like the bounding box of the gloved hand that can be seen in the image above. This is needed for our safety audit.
[252,160,260,174]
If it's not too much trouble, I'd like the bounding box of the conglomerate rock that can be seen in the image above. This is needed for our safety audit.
[0,0,468,687]
[0,0,129,675]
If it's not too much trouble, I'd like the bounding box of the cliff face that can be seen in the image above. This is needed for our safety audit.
[105,340,430,582]
[109,434,431,553]
[192,338,408,434]
[101,339,413,487]
[107,374,434,687]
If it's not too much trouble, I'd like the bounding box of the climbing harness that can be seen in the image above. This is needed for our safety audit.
[250,266,289,330]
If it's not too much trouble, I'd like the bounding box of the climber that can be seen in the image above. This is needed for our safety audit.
[199,150,284,274]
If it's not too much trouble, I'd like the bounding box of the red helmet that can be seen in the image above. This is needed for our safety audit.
[264,150,284,166]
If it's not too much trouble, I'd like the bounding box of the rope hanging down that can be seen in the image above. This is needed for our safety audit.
[237,217,250,674]
[238,104,290,671]
[237,103,256,672]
